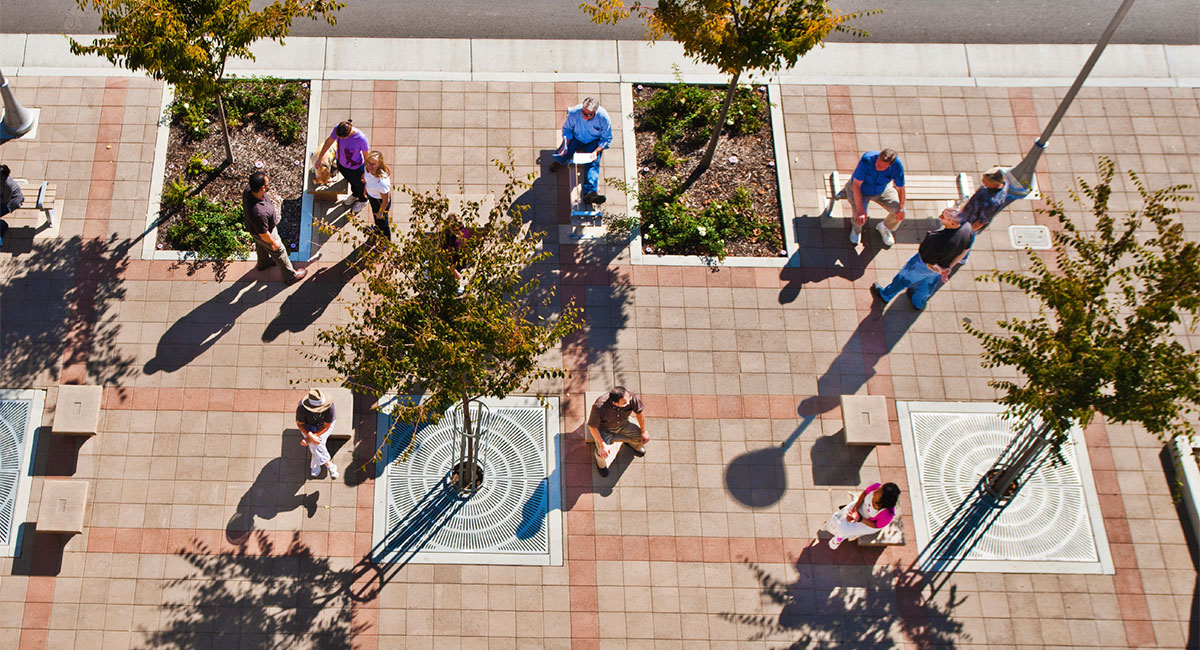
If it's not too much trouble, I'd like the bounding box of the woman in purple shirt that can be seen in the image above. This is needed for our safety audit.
[316,120,371,213]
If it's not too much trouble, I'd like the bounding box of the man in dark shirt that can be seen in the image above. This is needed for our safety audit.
[870,208,972,310]
[0,164,24,247]
[587,386,649,477]
[243,172,306,284]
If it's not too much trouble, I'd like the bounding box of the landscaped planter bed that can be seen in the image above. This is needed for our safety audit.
[629,82,785,260]
[155,77,310,255]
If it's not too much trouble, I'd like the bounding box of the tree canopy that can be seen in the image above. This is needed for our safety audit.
[965,157,1200,448]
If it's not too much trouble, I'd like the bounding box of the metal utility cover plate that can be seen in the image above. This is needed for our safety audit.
[1008,225,1052,250]
[897,401,1113,574]
[373,396,561,566]
[0,389,45,557]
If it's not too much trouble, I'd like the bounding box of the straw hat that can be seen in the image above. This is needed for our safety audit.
[302,388,331,413]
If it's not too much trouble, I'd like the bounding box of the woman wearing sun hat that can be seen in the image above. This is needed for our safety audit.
[296,388,338,479]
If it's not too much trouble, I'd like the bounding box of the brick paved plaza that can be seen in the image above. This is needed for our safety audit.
[0,48,1197,649]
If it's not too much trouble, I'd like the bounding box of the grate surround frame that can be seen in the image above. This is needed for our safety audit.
[898,401,1113,574]
[0,389,45,557]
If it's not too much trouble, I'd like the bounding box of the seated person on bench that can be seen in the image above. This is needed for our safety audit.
[548,97,612,206]
[0,164,24,246]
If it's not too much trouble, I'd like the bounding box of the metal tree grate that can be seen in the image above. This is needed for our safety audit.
[898,401,1112,573]
[373,397,561,565]
[0,391,43,557]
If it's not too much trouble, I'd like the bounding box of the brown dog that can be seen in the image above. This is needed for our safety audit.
[310,148,338,187]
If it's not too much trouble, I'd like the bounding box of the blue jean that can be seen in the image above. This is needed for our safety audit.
[552,139,602,196]
[878,253,943,309]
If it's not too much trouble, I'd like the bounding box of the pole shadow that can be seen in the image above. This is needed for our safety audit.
[724,415,815,508]
[262,244,366,342]
[225,427,320,546]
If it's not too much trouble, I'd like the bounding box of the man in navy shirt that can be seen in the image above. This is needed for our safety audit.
[548,97,613,206]
[842,149,906,248]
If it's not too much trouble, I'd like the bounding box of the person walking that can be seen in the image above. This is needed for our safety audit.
[0,164,24,247]
[316,120,370,214]
[548,97,612,206]
[243,172,306,284]
[363,151,393,239]
[296,388,338,479]
[587,386,649,478]
[822,481,901,549]
[870,208,972,310]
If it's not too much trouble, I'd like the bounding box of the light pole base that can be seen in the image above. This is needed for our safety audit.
[0,107,39,141]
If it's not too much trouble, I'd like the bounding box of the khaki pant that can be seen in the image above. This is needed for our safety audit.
[590,420,644,467]
[842,180,904,234]
[254,229,298,282]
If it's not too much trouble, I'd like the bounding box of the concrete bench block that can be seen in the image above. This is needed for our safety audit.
[326,387,354,440]
[52,385,103,436]
[840,394,890,446]
[857,514,906,546]
[37,480,89,535]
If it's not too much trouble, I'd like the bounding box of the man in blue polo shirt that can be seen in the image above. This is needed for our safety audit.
[843,148,906,248]
[548,97,612,206]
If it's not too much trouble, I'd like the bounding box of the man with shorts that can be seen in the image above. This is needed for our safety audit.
[844,148,906,248]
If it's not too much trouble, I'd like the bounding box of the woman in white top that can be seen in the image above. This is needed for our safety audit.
[363,151,393,239]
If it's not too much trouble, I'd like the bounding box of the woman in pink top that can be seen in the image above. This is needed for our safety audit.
[316,119,371,213]
[822,481,900,549]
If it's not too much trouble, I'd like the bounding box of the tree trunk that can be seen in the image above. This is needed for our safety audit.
[695,72,741,175]
[458,393,474,492]
[216,93,234,164]
[985,420,1053,499]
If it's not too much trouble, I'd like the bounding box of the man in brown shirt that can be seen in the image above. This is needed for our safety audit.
[587,386,649,477]
[243,171,306,284]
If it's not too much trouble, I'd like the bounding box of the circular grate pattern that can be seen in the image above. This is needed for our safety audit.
[0,399,34,547]
[910,412,1098,563]
[381,405,551,556]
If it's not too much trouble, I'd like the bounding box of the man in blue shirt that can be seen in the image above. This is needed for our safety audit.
[957,167,1010,263]
[549,97,612,205]
[842,149,906,248]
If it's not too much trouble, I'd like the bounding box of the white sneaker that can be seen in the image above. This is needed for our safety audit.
[876,222,895,247]
[352,201,367,214]
[848,229,860,246]
[341,195,357,207]
[310,466,321,478]
[828,536,844,549]
[327,463,339,479]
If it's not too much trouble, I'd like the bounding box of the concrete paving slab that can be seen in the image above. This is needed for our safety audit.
[19,34,138,77]
[226,37,327,79]
[617,41,730,84]
[1165,45,1200,86]
[0,35,27,71]
[324,37,471,80]
[966,43,1173,86]
[472,39,619,81]
[778,43,973,86]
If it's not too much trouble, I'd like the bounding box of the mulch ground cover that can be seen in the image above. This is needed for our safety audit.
[632,83,784,258]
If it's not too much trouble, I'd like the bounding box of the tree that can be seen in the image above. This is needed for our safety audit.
[312,158,582,492]
[70,0,342,163]
[582,0,870,175]
[964,158,1200,498]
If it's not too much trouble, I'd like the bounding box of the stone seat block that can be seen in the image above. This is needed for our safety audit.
[326,387,354,440]
[52,385,103,436]
[840,394,891,446]
[37,480,89,535]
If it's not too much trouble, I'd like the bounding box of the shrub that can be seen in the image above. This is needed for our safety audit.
[165,195,253,260]
[619,178,781,260]
[161,177,191,212]
[168,77,308,145]
[641,80,766,152]
[185,153,218,177]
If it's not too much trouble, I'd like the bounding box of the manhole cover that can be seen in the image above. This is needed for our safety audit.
[897,401,1112,574]
[372,396,561,565]
[1008,225,1052,250]
[0,390,44,557]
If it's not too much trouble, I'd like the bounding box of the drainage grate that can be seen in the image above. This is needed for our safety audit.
[898,401,1113,574]
[1008,225,1053,250]
[373,396,561,565]
[0,390,44,557]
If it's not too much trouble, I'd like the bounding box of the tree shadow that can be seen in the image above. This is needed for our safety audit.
[809,429,873,486]
[226,427,320,546]
[262,244,366,342]
[723,549,968,648]
[139,531,367,649]
[0,234,134,388]
[725,416,815,508]
[144,275,282,374]
[796,299,921,417]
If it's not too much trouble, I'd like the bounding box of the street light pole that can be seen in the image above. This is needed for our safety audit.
[1008,0,1137,189]
[0,68,37,138]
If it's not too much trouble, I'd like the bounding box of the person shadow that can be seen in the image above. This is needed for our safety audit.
[262,244,366,342]
[779,218,881,305]
[226,427,320,546]
[145,275,282,374]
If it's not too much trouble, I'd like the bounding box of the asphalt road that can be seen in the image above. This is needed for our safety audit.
[2,0,1197,44]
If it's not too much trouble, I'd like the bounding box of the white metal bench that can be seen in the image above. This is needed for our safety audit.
[821,171,972,224]
[14,178,58,225]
